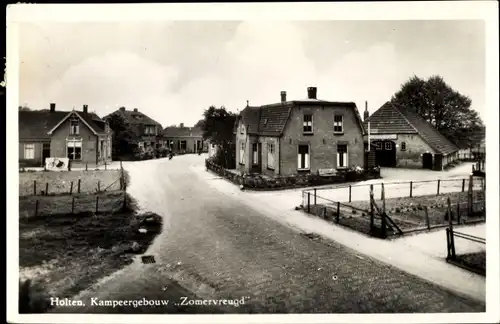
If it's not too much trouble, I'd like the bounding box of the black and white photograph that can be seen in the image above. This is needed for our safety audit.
[6,2,499,323]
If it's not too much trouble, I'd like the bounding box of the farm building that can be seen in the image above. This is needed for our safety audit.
[19,103,113,167]
[234,87,366,176]
[163,123,208,154]
[363,101,459,171]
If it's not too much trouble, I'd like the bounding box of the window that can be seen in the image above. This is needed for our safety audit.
[239,141,245,165]
[144,126,156,135]
[401,142,406,151]
[180,140,187,150]
[24,143,35,159]
[297,145,310,170]
[240,124,245,134]
[375,142,382,150]
[252,143,258,165]
[337,144,348,168]
[70,119,80,135]
[67,140,82,160]
[385,142,392,150]
[303,114,313,133]
[267,143,275,170]
[334,115,343,133]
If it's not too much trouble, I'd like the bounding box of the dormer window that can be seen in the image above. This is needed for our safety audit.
[70,118,80,135]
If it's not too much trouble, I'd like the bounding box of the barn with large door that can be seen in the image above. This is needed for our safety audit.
[363,102,459,171]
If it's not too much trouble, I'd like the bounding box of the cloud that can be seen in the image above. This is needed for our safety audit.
[19,21,486,126]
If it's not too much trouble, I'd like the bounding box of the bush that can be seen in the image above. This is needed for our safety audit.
[19,279,51,313]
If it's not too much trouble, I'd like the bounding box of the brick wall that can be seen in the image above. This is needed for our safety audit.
[279,104,365,176]
[394,134,434,168]
[50,117,97,164]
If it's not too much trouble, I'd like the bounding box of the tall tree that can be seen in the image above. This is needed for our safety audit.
[104,113,139,158]
[201,106,237,168]
[390,75,484,148]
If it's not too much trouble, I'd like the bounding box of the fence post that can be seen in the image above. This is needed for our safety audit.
[381,183,386,214]
[349,185,352,203]
[450,227,456,259]
[45,183,49,196]
[120,160,123,169]
[105,161,107,171]
[70,181,73,195]
[71,197,75,214]
[86,163,88,171]
[369,185,375,230]
[468,175,473,215]
[381,212,387,238]
[447,197,453,226]
[409,181,413,198]
[33,180,37,196]
[336,202,340,223]
[437,179,441,196]
[446,228,451,259]
[456,203,461,224]
[307,192,311,213]
[34,200,39,217]
[77,179,81,194]
[97,181,101,193]
[461,179,465,192]
[425,206,430,230]
[314,189,317,206]
[96,196,99,214]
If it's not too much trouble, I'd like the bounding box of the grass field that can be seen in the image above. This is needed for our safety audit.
[19,170,122,196]
[19,191,125,218]
[19,195,163,313]
[454,251,486,276]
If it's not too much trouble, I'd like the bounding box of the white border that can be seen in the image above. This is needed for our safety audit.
[6,2,500,323]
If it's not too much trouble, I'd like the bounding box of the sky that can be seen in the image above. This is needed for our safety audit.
[18,20,486,127]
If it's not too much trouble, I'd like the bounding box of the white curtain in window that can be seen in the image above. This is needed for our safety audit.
[337,152,348,168]
[240,142,245,163]
[267,144,275,169]
[24,144,35,159]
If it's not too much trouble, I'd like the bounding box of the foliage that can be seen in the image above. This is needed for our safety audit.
[390,75,485,148]
[104,113,139,158]
[201,106,238,145]
[19,106,31,111]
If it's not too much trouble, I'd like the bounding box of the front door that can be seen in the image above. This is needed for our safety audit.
[373,140,396,167]
[251,142,260,173]
[42,143,50,166]
[422,153,433,169]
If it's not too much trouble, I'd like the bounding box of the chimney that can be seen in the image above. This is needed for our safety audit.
[180,123,184,128]
[363,101,369,121]
[50,103,56,112]
[83,104,88,113]
[280,91,287,103]
[133,108,138,112]
[119,107,126,111]
[307,87,317,100]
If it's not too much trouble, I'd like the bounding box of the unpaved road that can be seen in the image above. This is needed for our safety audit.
[52,155,485,313]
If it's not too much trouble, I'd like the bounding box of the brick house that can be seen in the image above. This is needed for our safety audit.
[163,123,208,154]
[363,101,459,170]
[19,103,112,167]
[104,107,163,153]
[234,87,366,177]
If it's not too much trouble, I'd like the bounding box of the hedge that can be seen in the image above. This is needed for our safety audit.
[205,158,381,190]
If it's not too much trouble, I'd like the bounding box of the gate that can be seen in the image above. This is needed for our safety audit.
[373,140,396,167]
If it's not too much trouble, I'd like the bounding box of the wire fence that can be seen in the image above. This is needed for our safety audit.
[19,163,129,219]
[19,167,124,197]
[446,228,486,276]
[302,177,484,203]
[301,185,486,238]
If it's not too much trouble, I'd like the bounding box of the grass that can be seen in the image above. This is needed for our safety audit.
[306,190,485,237]
[19,193,163,313]
[453,251,486,276]
[19,191,125,218]
[19,170,122,196]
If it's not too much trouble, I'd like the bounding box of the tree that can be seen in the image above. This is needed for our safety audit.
[201,106,238,168]
[193,119,205,129]
[104,113,139,159]
[390,75,484,148]
[18,106,31,111]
